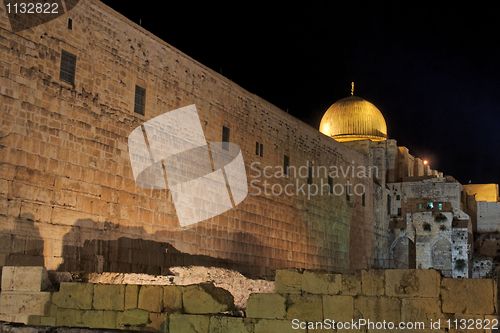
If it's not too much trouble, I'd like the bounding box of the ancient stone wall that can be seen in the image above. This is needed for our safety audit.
[477,202,500,233]
[0,267,497,332]
[0,0,380,276]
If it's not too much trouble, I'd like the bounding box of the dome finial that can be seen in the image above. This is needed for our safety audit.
[351,81,355,96]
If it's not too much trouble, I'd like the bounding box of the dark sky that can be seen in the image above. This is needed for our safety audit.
[102,1,500,185]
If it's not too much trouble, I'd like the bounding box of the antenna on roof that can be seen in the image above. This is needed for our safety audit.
[351,81,355,96]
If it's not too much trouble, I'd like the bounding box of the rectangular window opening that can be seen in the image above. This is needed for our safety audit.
[222,126,230,150]
[134,85,146,115]
[283,155,290,176]
[60,50,76,85]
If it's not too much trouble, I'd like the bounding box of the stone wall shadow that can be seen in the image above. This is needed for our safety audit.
[57,219,270,279]
[4,213,44,266]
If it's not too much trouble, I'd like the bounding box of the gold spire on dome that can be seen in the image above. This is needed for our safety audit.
[319,85,388,142]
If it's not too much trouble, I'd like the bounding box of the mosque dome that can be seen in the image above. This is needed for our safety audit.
[319,91,387,142]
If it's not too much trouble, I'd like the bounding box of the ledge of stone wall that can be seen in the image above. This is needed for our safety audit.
[0,267,498,332]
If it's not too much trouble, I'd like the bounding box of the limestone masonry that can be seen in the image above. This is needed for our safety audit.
[0,0,499,282]
[0,266,498,332]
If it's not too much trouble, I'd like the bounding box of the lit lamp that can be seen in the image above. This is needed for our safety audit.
[423,160,429,166]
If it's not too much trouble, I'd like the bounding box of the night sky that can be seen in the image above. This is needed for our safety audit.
[102,1,500,185]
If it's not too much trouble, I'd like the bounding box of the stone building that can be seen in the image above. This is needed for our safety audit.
[0,0,497,279]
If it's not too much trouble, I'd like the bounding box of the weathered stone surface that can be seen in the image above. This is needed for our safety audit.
[301,271,342,295]
[148,312,168,332]
[441,278,495,315]
[323,295,354,322]
[286,294,323,321]
[246,293,286,319]
[401,298,443,322]
[1,266,51,292]
[209,316,253,333]
[354,296,401,322]
[52,283,93,309]
[125,284,139,309]
[55,308,84,327]
[116,309,150,328]
[169,314,210,333]
[39,316,56,326]
[254,319,305,333]
[275,270,303,294]
[93,284,125,311]
[138,285,163,312]
[81,310,117,329]
[183,283,234,314]
[385,269,440,298]
[0,291,51,315]
[163,285,182,312]
[361,270,385,296]
[0,314,32,325]
[340,274,362,296]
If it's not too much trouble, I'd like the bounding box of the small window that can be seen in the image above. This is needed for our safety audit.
[362,193,366,206]
[255,141,263,157]
[60,50,76,85]
[438,202,443,211]
[134,85,146,115]
[346,184,351,202]
[283,155,290,176]
[67,18,73,30]
[417,203,423,210]
[307,161,313,185]
[328,176,334,194]
[423,223,431,231]
[396,194,401,201]
[397,207,402,216]
[427,201,434,210]
[222,126,230,150]
[387,194,391,214]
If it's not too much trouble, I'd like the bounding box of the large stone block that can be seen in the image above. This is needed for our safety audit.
[441,278,495,315]
[81,310,117,329]
[0,291,51,315]
[354,296,401,323]
[138,285,163,312]
[39,316,56,326]
[255,319,305,333]
[246,293,286,319]
[275,269,303,294]
[93,284,125,311]
[55,308,84,327]
[301,271,342,295]
[323,295,354,322]
[116,309,150,328]
[361,270,385,296]
[125,284,139,309]
[52,283,93,309]
[0,313,32,325]
[169,313,210,333]
[1,266,51,292]
[340,274,362,296]
[385,269,440,298]
[401,298,443,323]
[183,283,234,314]
[286,294,323,321]
[209,316,253,333]
[163,285,182,312]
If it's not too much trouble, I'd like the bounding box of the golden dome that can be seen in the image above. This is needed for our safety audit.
[319,96,387,142]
